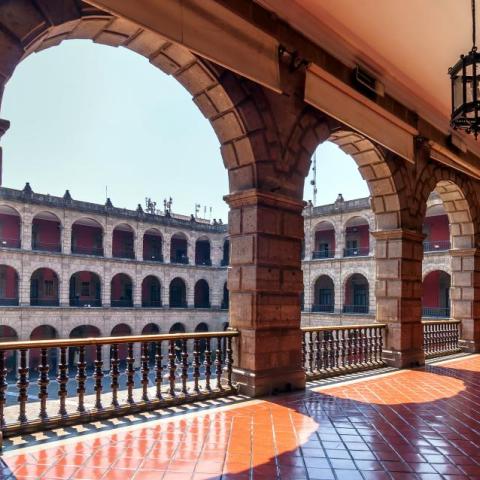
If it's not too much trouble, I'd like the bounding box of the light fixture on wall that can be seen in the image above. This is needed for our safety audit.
[449,0,480,138]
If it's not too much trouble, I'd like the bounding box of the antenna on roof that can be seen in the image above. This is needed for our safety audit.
[310,151,318,206]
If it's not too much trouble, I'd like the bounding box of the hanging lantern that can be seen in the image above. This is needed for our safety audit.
[450,0,480,138]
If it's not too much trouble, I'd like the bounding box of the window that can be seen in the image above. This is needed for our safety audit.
[81,282,90,296]
[45,280,54,296]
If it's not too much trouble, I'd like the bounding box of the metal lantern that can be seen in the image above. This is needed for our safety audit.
[450,0,480,138]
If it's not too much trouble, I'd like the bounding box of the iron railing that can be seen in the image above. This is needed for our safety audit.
[196,259,212,266]
[32,241,61,253]
[71,245,104,256]
[302,324,386,380]
[0,298,19,306]
[171,256,189,265]
[0,330,238,440]
[343,247,369,257]
[30,298,59,307]
[141,300,162,308]
[343,305,369,314]
[312,250,334,259]
[69,298,101,307]
[112,249,135,260]
[111,299,133,308]
[423,240,451,252]
[311,304,335,313]
[143,254,164,262]
[0,237,20,249]
[423,320,461,358]
[422,307,451,318]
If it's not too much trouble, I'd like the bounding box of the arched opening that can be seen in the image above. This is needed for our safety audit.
[32,211,61,252]
[423,195,451,252]
[143,229,163,262]
[221,282,229,310]
[312,221,335,259]
[71,218,103,256]
[169,322,186,358]
[222,239,230,266]
[112,223,135,260]
[142,275,162,308]
[111,323,132,364]
[313,275,335,312]
[422,271,451,319]
[344,216,370,257]
[0,326,17,378]
[343,274,369,314]
[30,268,59,306]
[142,323,160,363]
[0,265,19,306]
[0,205,21,249]
[169,277,187,308]
[195,237,211,266]
[29,325,58,371]
[69,325,101,369]
[111,273,133,308]
[194,279,210,308]
[170,232,188,264]
[69,271,101,307]
[195,322,209,354]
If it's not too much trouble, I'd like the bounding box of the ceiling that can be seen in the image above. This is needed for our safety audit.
[259,0,474,136]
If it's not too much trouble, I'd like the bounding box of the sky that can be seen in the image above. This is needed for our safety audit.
[1,41,368,221]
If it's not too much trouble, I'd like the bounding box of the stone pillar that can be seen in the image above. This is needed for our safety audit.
[335,227,344,259]
[104,223,113,258]
[211,239,222,266]
[62,221,71,254]
[373,229,425,368]
[451,248,480,352]
[225,189,305,397]
[21,211,33,251]
[133,271,142,308]
[135,230,144,261]
[187,280,194,308]
[0,119,10,186]
[163,235,171,264]
[162,281,170,307]
[210,279,222,308]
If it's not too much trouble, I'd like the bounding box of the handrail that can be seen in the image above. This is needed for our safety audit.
[421,320,460,325]
[302,323,385,332]
[0,330,239,351]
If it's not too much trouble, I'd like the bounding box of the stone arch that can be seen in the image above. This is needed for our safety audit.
[169,277,187,308]
[194,279,210,308]
[343,273,370,314]
[312,275,335,312]
[142,274,162,308]
[312,220,336,258]
[69,270,102,307]
[0,264,19,305]
[422,270,451,319]
[110,272,133,307]
[29,324,58,369]
[71,217,104,256]
[143,228,163,262]
[32,210,62,252]
[69,324,101,367]
[344,215,371,257]
[30,267,59,306]
[0,204,22,249]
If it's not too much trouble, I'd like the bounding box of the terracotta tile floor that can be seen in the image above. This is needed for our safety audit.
[2,355,480,479]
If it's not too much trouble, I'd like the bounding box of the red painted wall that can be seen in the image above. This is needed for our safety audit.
[72,224,102,250]
[424,214,449,242]
[143,234,162,259]
[32,269,58,300]
[0,266,17,298]
[33,219,60,245]
[142,277,160,302]
[314,229,335,252]
[111,274,131,300]
[345,224,369,249]
[112,230,133,256]
[0,213,20,242]
[71,272,99,299]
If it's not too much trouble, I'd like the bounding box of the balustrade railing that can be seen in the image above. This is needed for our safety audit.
[422,306,450,318]
[144,253,164,262]
[423,240,451,252]
[69,298,101,307]
[311,304,335,313]
[343,304,369,314]
[0,298,19,306]
[30,298,59,307]
[111,299,133,308]
[71,245,104,256]
[0,237,20,249]
[142,300,162,308]
[302,324,386,380]
[112,248,135,260]
[171,256,189,265]
[0,330,237,441]
[343,247,370,257]
[32,241,61,253]
[196,258,212,266]
[312,250,334,259]
[423,320,461,358]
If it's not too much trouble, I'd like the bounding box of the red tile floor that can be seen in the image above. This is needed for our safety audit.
[2,354,480,479]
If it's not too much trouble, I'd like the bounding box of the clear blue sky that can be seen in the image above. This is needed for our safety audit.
[1,41,368,221]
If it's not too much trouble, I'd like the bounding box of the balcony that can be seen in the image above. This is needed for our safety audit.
[71,245,104,256]
[111,299,133,308]
[0,298,18,306]
[343,246,369,257]
[171,256,189,265]
[422,306,451,318]
[112,248,135,260]
[32,240,61,253]
[30,298,59,307]
[141,300,162,308]
[143,253,163,262]
[343,304,369,314]
[312,250,334,259]
[311,304,334,313]
[69,298,101,307]
[196,258,212,266]
[0,237,20,249]
[423,239,451,252]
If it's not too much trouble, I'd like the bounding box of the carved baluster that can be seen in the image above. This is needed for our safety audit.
[17,349,29,423]
[340,329,347,368]
[226,336,233,388]
[328,331,334,370]
[358,328,364,365]
[141,342,150,402]
[193,339,200,393]
[0,351,7,427]
[308,331,314,373]
[368,327,374,364]
[379,327,384,360]
[321,331,328,371]
[94,344,103,410]
[204,338,212,391]
[38,348,49,420]
[215,336,223,390]
[110,344,119,408]
[333,330,340,369]
[180,339,188,396]
[155,341,163,400]
[168,340,176,397]
[315,331,321,371]
[57,347,68,417]
[76,346,86,413]
[126,342,135,404]
[301,332,306,371]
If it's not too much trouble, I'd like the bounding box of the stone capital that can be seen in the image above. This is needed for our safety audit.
[371,228,425,242]
[224,189,304,213]
[449,247,480,257]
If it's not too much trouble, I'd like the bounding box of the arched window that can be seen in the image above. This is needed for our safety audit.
[344,217,370,257]
[69,271,101,307]
[422,271,451,318]
[142,275,162,307]
[71,218,103,256]
[111,273,133,307]
[69,325,101,368]
[112,223,135,259]
[194,279,210,308]
[0,265,19,306]
[32,211,61,252]
[313,276,334,312]
[313,221,335,259]
[30,325,58,370]
[143,229,163,262]
[169,278,187,308]
[0,205,21,249]
[170,233,188,264]
[344,274,369,314]
[30,268,59,306]
[423,201,450,252]
[195,237,211,266]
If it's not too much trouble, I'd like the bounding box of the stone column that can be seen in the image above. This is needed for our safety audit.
[135,229,144,261]
[211,240,222,266]
[104,223,113,258]
[62,221,72,254]
[373,229,425,368]
[133,270,142,308]
[187,280,194,308]
[0,119,10,186]
[21,211,33,251]
[451,248,480,352]
[163,235,171,264]
[225,189,305,397]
